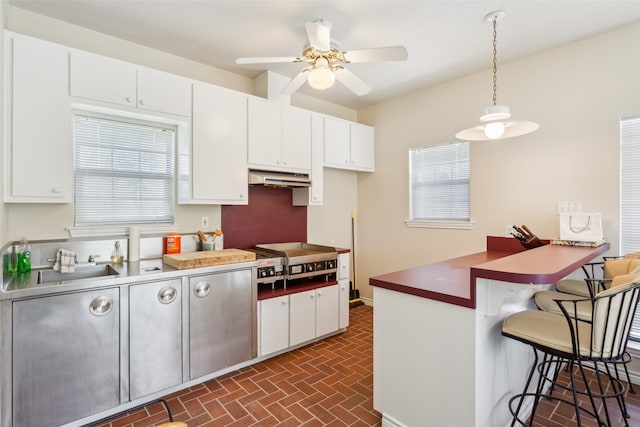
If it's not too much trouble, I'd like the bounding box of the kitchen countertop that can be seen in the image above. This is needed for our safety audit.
[1,257,258,300]
[370,236,610,309]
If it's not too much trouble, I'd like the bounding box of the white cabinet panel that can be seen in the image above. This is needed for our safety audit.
[282,106,311,170]
[324,116,375,172]
[293,113,324,206]
[247,96,282,168]
[137,67,192,116]
[6,34,72,202]
[71,50,191,117]
[350,123,375,171]
[339,281,350,329]
[324,116,350,168]
[70,50,137,108]
[316,285,339,337]
[289,289,317,346]
[259,295,290,356]
[248,97,311,173]
[185,82,247,204]
[338,253,350,281]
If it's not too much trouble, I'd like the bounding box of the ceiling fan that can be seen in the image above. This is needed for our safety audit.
[235,20,408,96]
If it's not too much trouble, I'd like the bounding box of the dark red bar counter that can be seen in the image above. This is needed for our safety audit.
[369,236,610,309]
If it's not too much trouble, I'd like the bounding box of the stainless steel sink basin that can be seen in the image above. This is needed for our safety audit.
[36,264,120,284]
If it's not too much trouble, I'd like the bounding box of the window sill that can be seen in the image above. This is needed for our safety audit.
[67,224,180,238]
[405,219,475,230]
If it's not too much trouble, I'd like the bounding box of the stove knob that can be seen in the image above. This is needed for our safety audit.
[268,269,275,276]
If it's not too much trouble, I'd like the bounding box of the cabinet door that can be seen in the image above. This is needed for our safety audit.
[12,288,120,427]
[8,35,71,202]
[289,289,317,346]
[293,113,323,206]
[137,67,192,116]
[259,296,289,356]
[316,285,339,337]
[247,96,282,169]
[350,123,375,171]
[189,270,254,379]
[339,281,350,329]
[324,116,350,168]
[282,106,311,171]
[189,83,248,204]
[70,50,137,107]
[130,279,182,400]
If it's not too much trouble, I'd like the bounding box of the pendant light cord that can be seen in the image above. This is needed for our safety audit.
[492,17,498,106]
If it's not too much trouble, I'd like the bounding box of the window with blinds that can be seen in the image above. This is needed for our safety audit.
[409,141,470,222]
[620,115,640,341]
[74,114,175,226]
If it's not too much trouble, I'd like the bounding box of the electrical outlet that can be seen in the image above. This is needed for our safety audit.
[201,216,209,229]
[506,225,513,237]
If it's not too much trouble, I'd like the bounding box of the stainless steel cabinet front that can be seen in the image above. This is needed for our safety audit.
[12,288,120,427]
[189,270,255,379]
[129,279,183,400]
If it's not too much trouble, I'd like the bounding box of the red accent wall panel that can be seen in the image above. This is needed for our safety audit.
[221,186,307,249]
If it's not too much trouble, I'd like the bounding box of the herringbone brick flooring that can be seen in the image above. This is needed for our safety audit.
[93,304,379,427]
[90,304,640,426]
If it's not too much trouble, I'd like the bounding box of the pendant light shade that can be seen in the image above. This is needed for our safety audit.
[455,11,539,141]
[307,57,336,90]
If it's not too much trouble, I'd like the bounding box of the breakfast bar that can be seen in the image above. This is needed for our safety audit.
[370,236,610,427]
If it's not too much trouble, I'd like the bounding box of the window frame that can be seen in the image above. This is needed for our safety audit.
[72,110,177,229]
[406,141,473,230]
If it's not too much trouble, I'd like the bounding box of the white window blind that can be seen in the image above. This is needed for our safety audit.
[620,115,640,341]
[409,141,470,221]
[74,114,175,226]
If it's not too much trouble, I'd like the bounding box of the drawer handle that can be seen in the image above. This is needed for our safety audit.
[89,296,113,316]
[194,281,211,298]
[158,286,177,304]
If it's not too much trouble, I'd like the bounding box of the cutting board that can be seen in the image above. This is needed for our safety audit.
[163,249,256,270]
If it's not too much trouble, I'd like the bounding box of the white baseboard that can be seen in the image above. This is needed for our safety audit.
[381,413,405,427]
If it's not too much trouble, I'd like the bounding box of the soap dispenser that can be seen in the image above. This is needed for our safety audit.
[111,241,124,264]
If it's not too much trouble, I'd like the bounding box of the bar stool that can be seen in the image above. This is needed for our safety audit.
[502,274,640,427]
[556,255,640,297]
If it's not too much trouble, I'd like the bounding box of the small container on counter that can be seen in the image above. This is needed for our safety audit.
[163,233,181,254]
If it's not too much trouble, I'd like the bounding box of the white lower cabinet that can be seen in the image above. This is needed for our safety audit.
[339,281,350,329]
[258,295,290,357]
[259,284,341,357]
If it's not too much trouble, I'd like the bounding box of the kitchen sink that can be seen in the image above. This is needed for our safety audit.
[36,264,120,284]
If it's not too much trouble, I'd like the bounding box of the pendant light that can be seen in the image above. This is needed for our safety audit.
[455,11,539,141]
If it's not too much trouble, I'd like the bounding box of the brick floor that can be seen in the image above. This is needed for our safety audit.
[91,305,640,426]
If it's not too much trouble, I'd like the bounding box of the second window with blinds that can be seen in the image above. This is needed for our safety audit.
[407,141,472,229]
[73,113,175,227]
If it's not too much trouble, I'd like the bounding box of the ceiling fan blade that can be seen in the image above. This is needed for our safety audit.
[343,46,408,63]
[236,56,301,65]
[305,20,331,51]
[334,68,371,96]
[281,69,309,95]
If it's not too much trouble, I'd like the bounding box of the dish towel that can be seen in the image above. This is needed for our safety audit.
[53,249,76,273]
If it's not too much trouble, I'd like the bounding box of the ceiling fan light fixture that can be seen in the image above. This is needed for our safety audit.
[456,11,538,142]
[307,58,335,90]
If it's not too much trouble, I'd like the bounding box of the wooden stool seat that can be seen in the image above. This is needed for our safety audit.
[157,422,188,427]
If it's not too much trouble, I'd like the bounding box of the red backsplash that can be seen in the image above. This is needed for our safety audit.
[221,186,307,249]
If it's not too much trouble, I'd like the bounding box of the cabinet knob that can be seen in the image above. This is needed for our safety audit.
[139,99,145,106]
[310,294,315,299]
[51,187,62,194]
[194,281,211,298]
[317,291,323,297]
[125,97,133,104]
[281,299,287,305]
[158,286,177,304]
[89,296,113,316]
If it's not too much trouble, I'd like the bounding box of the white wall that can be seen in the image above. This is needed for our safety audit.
[3,7,359,244]
[356,22,640,301]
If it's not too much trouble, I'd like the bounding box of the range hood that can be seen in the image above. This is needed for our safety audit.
[248,169,311,188]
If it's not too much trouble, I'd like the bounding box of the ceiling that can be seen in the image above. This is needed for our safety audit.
[8,0,640,109]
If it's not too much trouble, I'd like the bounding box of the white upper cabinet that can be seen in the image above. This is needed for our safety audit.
[324,116,375,172]
[181,82,248,205]
[70,50,191,117]
[4,33,72,202]
[293,113,324,206]
[248,97,311,173]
